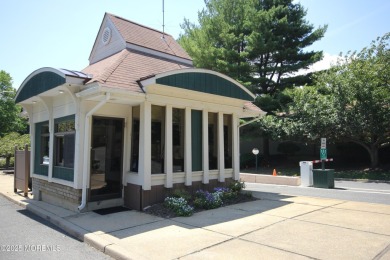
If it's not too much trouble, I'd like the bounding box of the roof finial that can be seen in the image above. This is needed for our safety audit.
[162,0,165,38]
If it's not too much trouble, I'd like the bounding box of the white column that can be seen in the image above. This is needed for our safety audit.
[30,115,35,178]
[139,101,151,190]
[73,97,81,188]
[185,107,192,186]
[22,105,34,178]
[165,105,173,188]
[123,106,132,183]
[232,115,240,180]
[202,109,209,184]
[218,112,225,182]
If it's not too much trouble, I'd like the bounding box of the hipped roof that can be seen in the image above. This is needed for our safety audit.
[83,49,191,93]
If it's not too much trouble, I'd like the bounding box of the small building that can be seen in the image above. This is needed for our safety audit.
[15,13,264,211]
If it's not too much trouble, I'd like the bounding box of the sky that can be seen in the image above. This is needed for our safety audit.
[1,0,389,90]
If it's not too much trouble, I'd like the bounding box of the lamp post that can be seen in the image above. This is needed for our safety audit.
[252,148,259,172]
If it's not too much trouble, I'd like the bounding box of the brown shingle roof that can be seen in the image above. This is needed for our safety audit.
[244,102,265,114]
[82,49,191,92]
[108,13,192,61]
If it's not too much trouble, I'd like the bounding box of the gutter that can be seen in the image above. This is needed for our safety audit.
[78,92,111,211]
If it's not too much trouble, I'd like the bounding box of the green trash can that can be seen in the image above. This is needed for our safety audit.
[312,169,334,188]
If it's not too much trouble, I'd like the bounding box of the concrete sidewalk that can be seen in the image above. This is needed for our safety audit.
[1,172,390,260]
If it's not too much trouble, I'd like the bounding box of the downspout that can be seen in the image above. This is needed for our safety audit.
[78,92,111,211]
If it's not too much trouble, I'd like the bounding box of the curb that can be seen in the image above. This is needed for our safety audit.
[0,191,86,241]
[334,178,390,183]
[0,191,119,259]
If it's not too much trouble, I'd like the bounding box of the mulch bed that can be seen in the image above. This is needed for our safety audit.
[143,193,258,218]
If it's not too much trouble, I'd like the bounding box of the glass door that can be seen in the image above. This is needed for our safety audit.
[89,117,124,201]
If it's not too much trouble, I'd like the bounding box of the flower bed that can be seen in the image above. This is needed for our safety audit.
[144,181,257,218]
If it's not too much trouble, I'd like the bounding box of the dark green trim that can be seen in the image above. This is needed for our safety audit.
[16,71,65,103]
[54,114,75,124]
[34,121,49,177]
[191,110,203,171]
[156,72,253,101]
[53,167,74,182]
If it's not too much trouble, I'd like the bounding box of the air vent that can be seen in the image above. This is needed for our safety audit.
[102,27,111,45]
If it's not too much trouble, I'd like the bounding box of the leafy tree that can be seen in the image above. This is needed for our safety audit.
[317,33,390,168]
[259,33,390,168]
[179,0,327,95]
[0,70,28,136]
[0,132,30,169]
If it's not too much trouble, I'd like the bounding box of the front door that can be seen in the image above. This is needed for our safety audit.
[89,117,124,201]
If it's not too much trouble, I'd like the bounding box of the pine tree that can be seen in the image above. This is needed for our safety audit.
[179,0,327,97]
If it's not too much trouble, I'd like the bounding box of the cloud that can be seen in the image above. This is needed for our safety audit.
[290,53,339,76]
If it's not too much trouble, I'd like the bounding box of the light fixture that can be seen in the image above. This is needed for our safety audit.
[32,101,37,104]
[252,148,260,172]
[59,90,64,94]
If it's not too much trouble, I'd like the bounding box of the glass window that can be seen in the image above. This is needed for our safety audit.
[208,112,218,170]
[54,117,75,168]
[151,105,165,174]
[172,108,185,172]
[41,123,50,165]
[131,106,140,172]
[224,114,233,168]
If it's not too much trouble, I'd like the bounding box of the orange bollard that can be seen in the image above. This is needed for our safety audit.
[273,169,277,176]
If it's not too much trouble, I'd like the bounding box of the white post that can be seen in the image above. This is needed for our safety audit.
[165,105,173,188]
[218,112,225,182]
[232,115,240,180]
[202,109,209,184]
[139,101,152,190]
[185,107,192,186]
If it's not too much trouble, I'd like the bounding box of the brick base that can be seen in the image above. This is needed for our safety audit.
[32,178,82,211]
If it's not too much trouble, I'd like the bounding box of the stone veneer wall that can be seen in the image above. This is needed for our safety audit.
[32,178,81,210]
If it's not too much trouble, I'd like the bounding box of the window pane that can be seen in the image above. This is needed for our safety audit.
[172,108,185,172]
[56,120,75,132]
[151,105,165,174]
[63,134,75,168]
[56,136,64,166]
[41,135,50,164]
[208,113,218,170]
[54,117,75,168]
[131,106,140,172]
[224,114,233,168]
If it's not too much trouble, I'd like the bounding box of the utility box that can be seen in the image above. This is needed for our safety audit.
[313,169,334,188]
[299,161,313,187]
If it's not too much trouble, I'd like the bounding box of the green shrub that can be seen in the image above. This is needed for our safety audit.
[194,190,223,209]
[164,197,194,217]
[171,189,192,201]
[229,180,245,193]
[214,187,238,201]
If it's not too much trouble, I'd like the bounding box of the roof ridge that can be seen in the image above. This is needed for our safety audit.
[106,12,172,37]
[99,49,131,83]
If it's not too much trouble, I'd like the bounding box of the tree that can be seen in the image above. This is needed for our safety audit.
[0,70,28,136]
[259,33,390,168]
[0,132,30,169]
[179,0,327,95]
[317,33,390,168]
